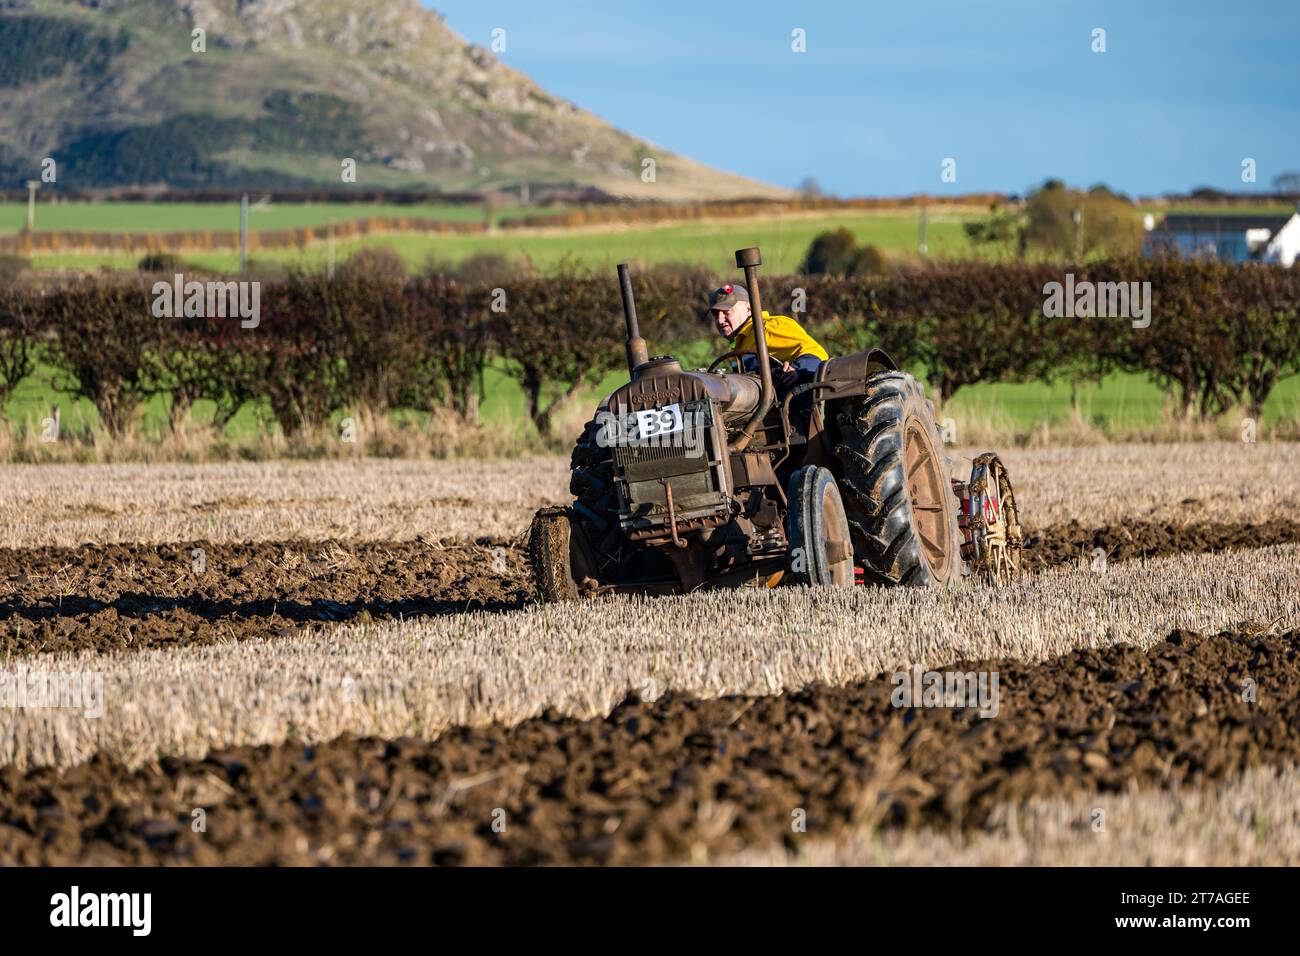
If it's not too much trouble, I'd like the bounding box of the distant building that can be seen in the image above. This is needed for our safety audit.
[1143,210,1300,266]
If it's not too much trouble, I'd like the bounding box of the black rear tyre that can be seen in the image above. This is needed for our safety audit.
[834,371,962,587]
[570,416,616,526]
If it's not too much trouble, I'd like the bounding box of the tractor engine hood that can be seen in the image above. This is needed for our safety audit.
[604,357,762,421]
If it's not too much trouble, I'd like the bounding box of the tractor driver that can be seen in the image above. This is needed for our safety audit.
[707,281,829,390]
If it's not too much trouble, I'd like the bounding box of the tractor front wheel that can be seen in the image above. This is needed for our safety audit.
[528,507,597,602]
[786,466,855,587]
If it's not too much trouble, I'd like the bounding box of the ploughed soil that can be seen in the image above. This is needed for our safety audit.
[1019,517,1300,573]
[0,629,1295,865]
[1,519,1296,656]
[0,538,530,657]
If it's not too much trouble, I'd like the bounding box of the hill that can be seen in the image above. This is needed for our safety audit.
[0,0,789,200]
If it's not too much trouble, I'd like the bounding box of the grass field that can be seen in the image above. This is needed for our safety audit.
[8,199,1295,237]
[14,200,1298,274]
[0,201,548,235]
[945,369,1300,437]
[22,209,981,273]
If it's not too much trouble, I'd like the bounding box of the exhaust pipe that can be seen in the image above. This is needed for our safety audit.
[617,263,650,375]
[731,246,774,451]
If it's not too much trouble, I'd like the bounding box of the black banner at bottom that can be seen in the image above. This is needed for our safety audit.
[0,866,1287,943]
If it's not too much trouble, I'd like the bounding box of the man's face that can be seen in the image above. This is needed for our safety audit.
[711,300,751,339]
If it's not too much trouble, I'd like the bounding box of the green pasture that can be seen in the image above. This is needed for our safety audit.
[945,370,1300,434]
[15,198,1299,275]
[24,209,980,274]
[7,199,1293,236]
[0,200,554,236]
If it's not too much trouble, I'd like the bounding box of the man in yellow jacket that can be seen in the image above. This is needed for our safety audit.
[706,281,829,387]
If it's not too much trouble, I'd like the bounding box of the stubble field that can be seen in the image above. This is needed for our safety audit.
[1,441,1297,865]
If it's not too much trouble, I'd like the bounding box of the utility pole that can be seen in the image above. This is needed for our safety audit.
[240,193,249,274]
[918,206,928,257]
[1073,207,1084,260]
[25,180,39,231]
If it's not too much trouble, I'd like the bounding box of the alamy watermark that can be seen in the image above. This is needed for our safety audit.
[50,886,151,936]
[0,667,104,718]
[594,403,705,457]
[1043,273,1150,329]
[891,666,999,718]
[151,274,261,328]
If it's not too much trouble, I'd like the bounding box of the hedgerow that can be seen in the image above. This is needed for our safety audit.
[0,257,1295,437]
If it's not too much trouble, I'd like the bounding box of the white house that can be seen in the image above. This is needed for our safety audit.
[1143,210,1300,266]
[1262,213,1300,266]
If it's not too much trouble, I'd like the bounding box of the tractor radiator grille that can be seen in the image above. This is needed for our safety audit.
[614,443,699,467]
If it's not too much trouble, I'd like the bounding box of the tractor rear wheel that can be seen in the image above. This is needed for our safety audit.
[786,466,855,587]
[834,371,962,587]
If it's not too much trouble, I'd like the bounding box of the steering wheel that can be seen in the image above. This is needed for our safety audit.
[707,350,787,376]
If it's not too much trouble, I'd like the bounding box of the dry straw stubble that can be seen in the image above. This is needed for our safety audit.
[1,442,1295,549]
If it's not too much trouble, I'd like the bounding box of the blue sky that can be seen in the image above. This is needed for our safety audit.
[427,0,1299,198]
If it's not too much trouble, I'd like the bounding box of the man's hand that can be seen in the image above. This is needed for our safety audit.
[780,361,798,387]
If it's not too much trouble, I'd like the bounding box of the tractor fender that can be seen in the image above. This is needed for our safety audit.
[801,348,900,468]
[815,348,898,402]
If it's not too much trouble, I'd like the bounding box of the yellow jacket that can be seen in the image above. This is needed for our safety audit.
[733,311,829,364]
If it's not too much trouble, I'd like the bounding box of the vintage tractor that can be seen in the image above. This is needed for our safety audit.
[529,246,1022,600]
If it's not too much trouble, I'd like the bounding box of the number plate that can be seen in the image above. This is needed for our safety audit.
[634,403,684,439]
